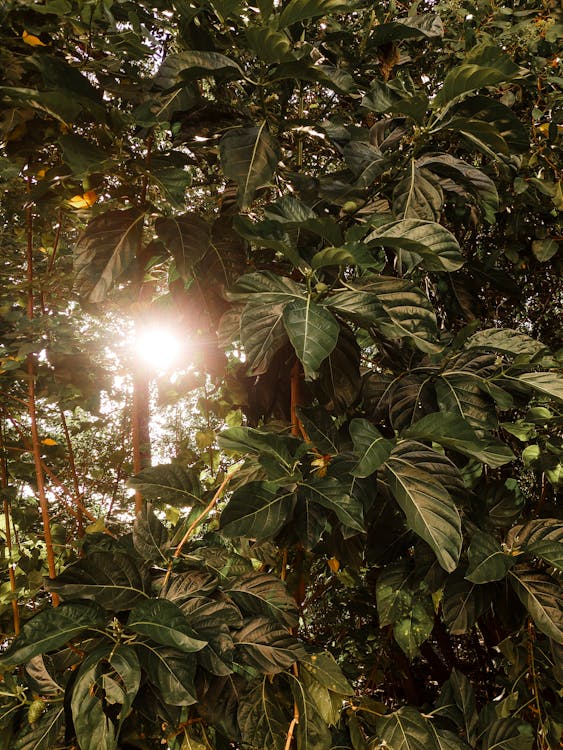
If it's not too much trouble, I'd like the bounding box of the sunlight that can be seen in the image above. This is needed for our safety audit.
[135,324,185,372]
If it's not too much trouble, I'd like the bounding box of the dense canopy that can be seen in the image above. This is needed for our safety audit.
[0,1,561,749]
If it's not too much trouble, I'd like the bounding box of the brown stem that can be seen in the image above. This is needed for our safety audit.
[0,419,20,633]
[25,197,59,606]
[132,367,151,515]
[290,359,303,438]
[59,407,83,537]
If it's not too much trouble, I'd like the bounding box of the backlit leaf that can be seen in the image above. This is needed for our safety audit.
[220,481,295,539]
[283,297,339,379]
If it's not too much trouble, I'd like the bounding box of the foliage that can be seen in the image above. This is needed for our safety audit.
[0,1,562,749]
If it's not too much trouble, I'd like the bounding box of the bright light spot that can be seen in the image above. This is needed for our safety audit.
[465,13,474,20]
[135,326,184,372]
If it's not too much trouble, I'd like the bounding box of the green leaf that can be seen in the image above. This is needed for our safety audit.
[295,406,338,455]
[376,563,412,628]
[128,599,208,651]
[234,617,305,672]
[368,14,443,47]
[429,726,472,750]
[291,676,333,750]
[517,372,563,403]
[226,270,304,305]
[11,706,64,750]
[385,442,462,572]
[442,97,529,155]
[155,214,211,279]
[405,412,515,468]
[246,26,294,64]
[442,573,492,634]
[137,643,197,705]
[128,464,202,506]
[46,551,151,610]
[300,651,354,696]
[149,152,193,205]
[238,678,289,750]
[218,427,302,465]
[433,44,520,107]
[436,669,479,746]
[506,518,563,570]
[283,297,339,379]
[132,503,170,563]
[376,706,439,750]
[59,134,108,178]
[241,302,288,376]
[278,0,350,28]
[393,598,434,660]
[393,167,443,224]
[367,219,464,272]
[220,481,295,539]
[0,601,107,666]
[350,418,394,478]
[465,530,514,583]
[465,329,548,359]
[73,209,144,304]
[71,644,140,750]
[219,124,281,209]
[482,718,534,750]
[532,238,559,262]
[227,572,299,628]
[154,51,243,89]
[300,476,364,532]
[508,566,563,644]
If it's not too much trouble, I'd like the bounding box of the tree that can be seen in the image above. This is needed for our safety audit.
[0,1,562,749]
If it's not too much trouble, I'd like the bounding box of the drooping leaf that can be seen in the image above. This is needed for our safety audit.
[300,476,364,532]
[505,518,563,570]
[295,405,339,455]
[238,678,289,750]
[240,302,288,376]
[246,25,294,64]
[128,464,202,506]
[317,322,362,413]
[155,214,211,279]
[376,706,439,750]
[218,427,302,465]
[219,124,281,209]
[46,551,151,610]
[367,219,464,272]
[508,566,563,644]
[283,297,340,380]
[226,270,304,305]
[465,530,514,583]
[393,167,444,224]
[227,572,299,628]
[433,44,520,107]
[376,562,412,628]
[442,573,492,634]
[137,643,197,705]
[464,328,547,358]
[350,418,394,478]
[481,718,534,750]
[220,481,295,539]
[59,134,108,178]
[384,442,462,572]
[300,651,354,696]
[234,617,305,672]
[73,209,144,304]
[128,599,208,652]
[154,50,244,89]
[517,372,563,403]
[368,14,443,47]
[132,503,170,563]
[163,570,218,603]
[405,412,514,468]
[436,669,479,745]
[291,675,333,750]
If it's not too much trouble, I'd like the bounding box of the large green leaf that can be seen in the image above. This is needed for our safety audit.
[238,678,289,750]
[11,706,64,750]
[405,412,514,468]
[464,328,547,359]
[218,427,303,465]
[517,372,563,403]
[300,651,354,696]
[291,676,333,750]
[508,566,563,644]
[155,214,211,279]
[73,209,144,304]
[300,476,364,532]
[436,669,478,745]
[219,124,281,209]
[234,617,305,672]
[465,530,515,583]
[0,601,107,666]
[366,219,464,272]
[220,481,295,539]
[227,572,299,628]
[283,297,340,379]
[154,50,243,89]
[384,442,462,572]
[132,503,170,563]
[226,270,304,305]
[278,0,350,28]
[128,464,202,506]
[350,418,394,478]
[506,518,563,570]
[376,706,439,750]
[128,599,207,652]
[368,14,443,47]
[46,551,151,610]
[442,573,492,634]
[71,644,140,750]
[376,562,412,628]
[433,44,520,107]
[441,97,529,155]
[137,643,197,705]
[393,167,443,224]
[246,26,294,64]
[240,302,288,376]
[481,718,534,750]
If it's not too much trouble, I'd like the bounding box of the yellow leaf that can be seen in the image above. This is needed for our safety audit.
[22,30,47,47]
[68,190,98,209]
[41,438,58,446]
[327,557,340,573]
[85,518,106,534]
[36,169,47,180]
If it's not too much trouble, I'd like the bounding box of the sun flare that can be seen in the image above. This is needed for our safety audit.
[135,325,184,372]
